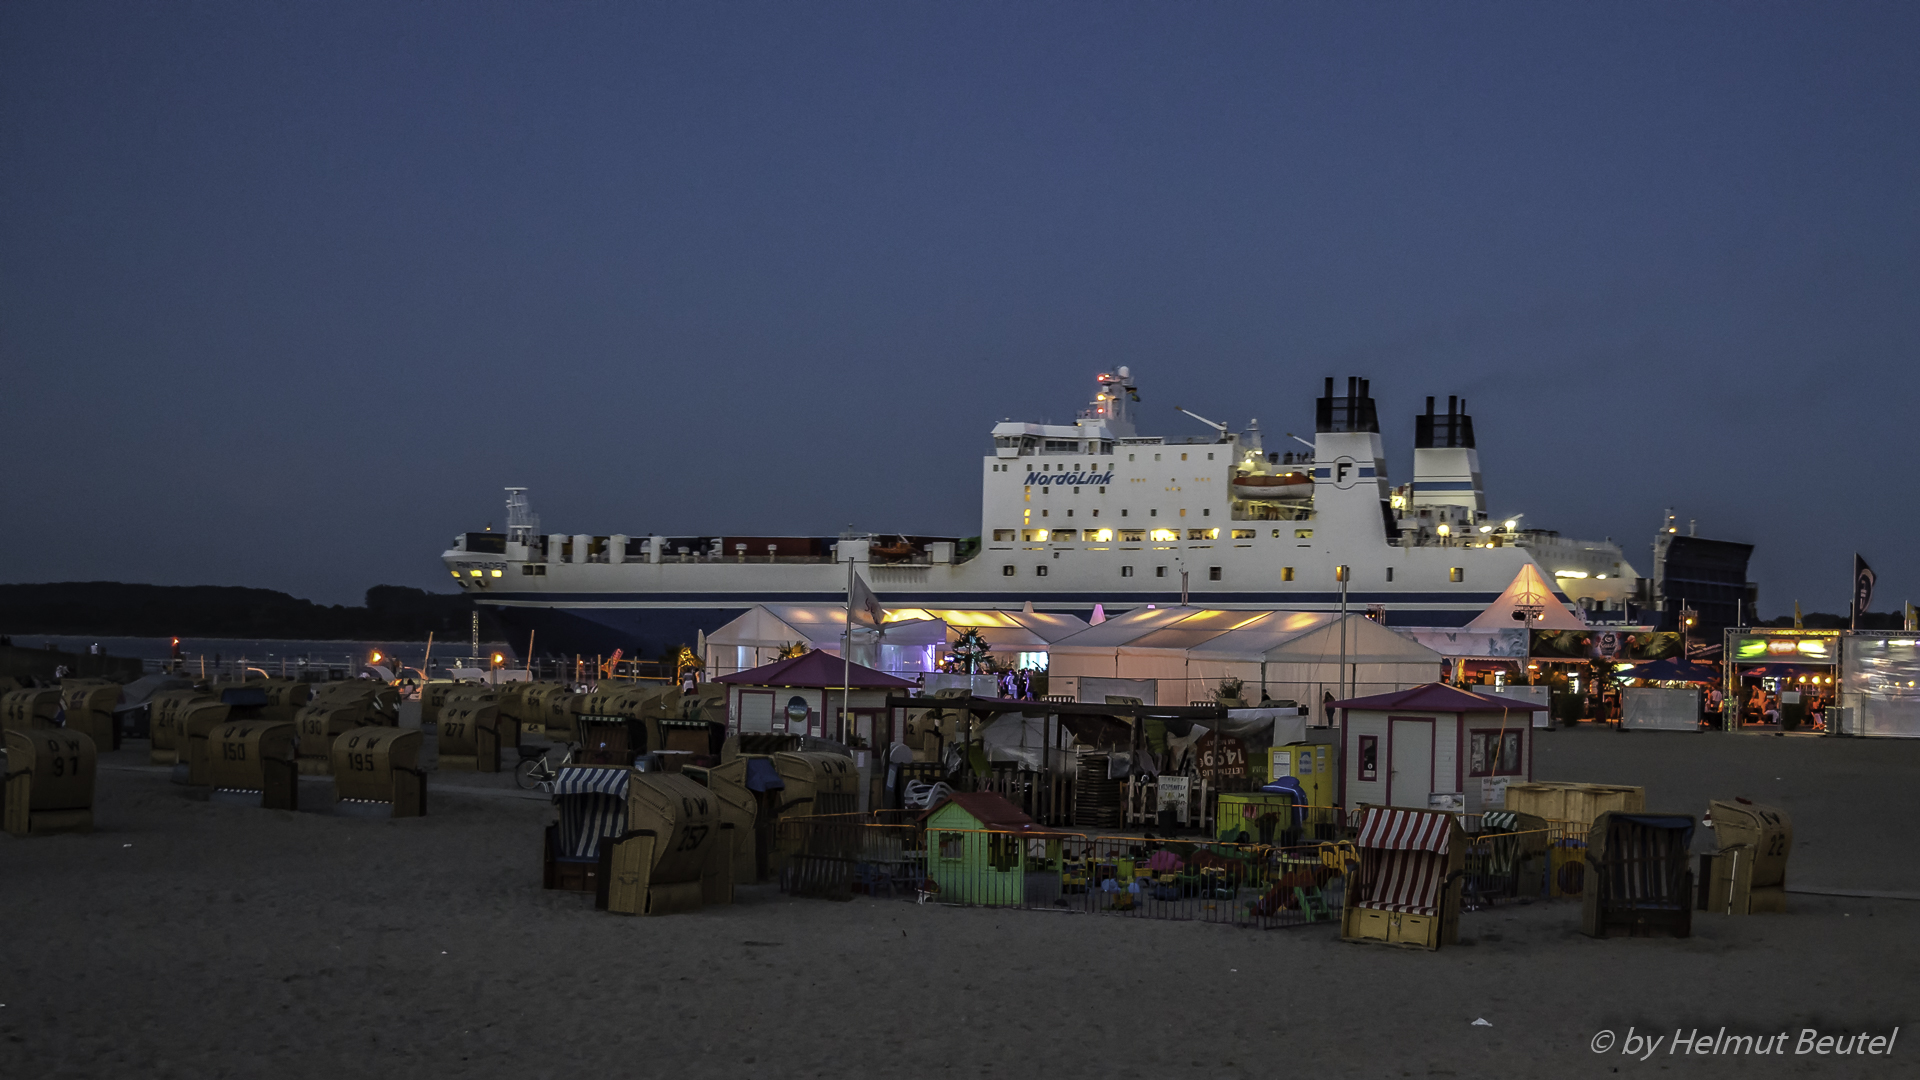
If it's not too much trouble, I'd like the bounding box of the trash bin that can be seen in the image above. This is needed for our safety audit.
[3,727,96,836]
[205,720,300,810]
[332,726,426,817]
[600,771,732,915]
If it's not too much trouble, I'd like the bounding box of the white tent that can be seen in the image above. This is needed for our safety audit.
[1047,607,1444,707]
[703,604,1084,681]
[1464,563,1587,631]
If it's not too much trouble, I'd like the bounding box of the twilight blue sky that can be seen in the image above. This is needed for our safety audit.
[3,2,1916,612]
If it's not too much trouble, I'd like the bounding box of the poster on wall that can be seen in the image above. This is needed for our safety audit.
[1196,733,1249,778]
[1156,775,1191,824]
[1480,776,1511,809]
[1531,630,1683,661]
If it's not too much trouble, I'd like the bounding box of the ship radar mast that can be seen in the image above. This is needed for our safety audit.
[504,487,540,544]
[1081,366,1139,438]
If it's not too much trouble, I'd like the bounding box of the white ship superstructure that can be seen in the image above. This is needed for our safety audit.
[444,371,1637,657]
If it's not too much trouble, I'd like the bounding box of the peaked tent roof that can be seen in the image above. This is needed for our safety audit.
[1464,563,1588,631]
[713,649,914,689]
[1190,612,1444,665]
[1332,682,1547,713]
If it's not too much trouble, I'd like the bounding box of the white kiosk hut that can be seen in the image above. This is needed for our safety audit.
[714,650,913,746]
[1334,683,1547,813]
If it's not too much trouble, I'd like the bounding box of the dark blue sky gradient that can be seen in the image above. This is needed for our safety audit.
[3,2,1916,611]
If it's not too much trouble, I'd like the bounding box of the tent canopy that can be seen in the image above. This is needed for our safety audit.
[1631,657,1720,683]
[1049,607,1442,665]
[1465,564,1587,631]
[713,649,914,689]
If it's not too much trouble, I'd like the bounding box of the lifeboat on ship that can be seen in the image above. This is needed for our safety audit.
[1231,471,1313,502]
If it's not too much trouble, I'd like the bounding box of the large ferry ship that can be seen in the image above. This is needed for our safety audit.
[443,372,1641,658]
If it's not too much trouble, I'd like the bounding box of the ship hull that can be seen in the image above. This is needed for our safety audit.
[478,585,1510,660]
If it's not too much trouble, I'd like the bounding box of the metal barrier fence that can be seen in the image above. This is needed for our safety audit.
[777,814,1356,930]
[776,813,1594,926]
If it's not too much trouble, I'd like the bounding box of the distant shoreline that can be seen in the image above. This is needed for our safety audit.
[0,581,502,641]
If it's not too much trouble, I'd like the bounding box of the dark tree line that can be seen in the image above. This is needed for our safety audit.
[0,582,500,640]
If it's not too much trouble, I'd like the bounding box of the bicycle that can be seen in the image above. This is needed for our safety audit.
[514,742,580,792]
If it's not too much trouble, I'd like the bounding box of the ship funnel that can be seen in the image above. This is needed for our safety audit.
[1411,393,1483,513]
[1315,374,1380,434]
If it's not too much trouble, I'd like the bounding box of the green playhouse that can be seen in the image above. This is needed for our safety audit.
[921,791,1063,906]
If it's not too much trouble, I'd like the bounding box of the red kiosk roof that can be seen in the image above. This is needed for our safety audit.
[1332,682,1545,713]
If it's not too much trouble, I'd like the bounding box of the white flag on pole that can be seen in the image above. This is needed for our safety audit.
[850,571,885,628]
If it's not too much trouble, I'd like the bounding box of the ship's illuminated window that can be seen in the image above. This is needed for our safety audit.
[1022,529,1049,542]
[1181,453,1188,461]
[1294,529,1313,539]
[490,569,503,578]
[1282,567,1294,581]
[1090,529,1113,542]
[1271,530,1281,538]
[1450,567,1464,582]
[993,530,1016,541]
[1121,566,1134,577]
[1150,529,1179,542]
[1051,529,1077,541]
[1155,566,1167,578]
[451,570,461,578]
[1231,530,1255,539]
[1179,509,1187,517]
[1035,565,1048,576]
[1003,565,1016,576]
[1209,567,1221,580]
[1188,528,1218,540]
[1120,530,1145,542]
[469,570,483,577]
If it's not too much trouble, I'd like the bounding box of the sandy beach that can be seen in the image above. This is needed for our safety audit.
[6,726,1919,1079]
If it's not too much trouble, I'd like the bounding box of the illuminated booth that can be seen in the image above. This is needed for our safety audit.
[1724,629,1840,732]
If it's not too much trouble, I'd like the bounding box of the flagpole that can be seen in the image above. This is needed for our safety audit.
[844,553,853,744]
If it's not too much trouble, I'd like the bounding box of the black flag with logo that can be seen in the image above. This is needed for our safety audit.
[1853,554,1876,629]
